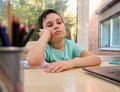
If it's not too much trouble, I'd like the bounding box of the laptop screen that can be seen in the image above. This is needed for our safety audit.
[83,66,120,85]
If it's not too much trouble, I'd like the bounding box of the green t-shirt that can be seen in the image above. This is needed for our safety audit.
[45,38,84,62]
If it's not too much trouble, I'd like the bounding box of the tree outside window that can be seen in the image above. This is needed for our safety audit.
[0,0,77,41]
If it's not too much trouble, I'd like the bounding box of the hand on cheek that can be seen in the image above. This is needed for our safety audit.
[46,28,53,38]
[39,28,52,42]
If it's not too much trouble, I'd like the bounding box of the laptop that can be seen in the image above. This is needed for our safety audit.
[82,66,120,85]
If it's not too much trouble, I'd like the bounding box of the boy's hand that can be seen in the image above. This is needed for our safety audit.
[39,28,52,42]
[44,60,74,73]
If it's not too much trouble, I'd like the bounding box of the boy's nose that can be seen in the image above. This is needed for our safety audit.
[54,26,59,29]
[54,24,59,29]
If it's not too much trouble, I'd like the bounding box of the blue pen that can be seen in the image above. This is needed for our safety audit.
[0,25,10,46]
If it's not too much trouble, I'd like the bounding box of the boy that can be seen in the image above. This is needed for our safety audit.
[27,9,101,73]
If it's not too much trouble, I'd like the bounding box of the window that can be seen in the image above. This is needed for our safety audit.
[112,14,120,47]
[100,13,120,50]
[101,19,110,48]
[97,0,120,51]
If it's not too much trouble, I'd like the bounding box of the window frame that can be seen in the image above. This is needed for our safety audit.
[100,13,120,50]
[97,1,120,51]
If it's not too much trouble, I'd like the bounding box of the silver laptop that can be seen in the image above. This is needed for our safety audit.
[83,66,120,85]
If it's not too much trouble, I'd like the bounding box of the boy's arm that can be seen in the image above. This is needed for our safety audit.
[44,50,101,73]
[27,29,51,66]
[71,50,101,68]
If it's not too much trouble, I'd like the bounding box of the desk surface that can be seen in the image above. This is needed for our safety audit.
[24,62,120,92]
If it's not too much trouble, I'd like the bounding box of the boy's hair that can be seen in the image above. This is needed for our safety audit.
[38,9,63,29]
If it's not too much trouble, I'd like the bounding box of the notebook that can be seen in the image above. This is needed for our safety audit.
[82,66,120,85]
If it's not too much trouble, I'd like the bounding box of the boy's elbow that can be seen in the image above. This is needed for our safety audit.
[26,57,44,66]
[96,56,102,66]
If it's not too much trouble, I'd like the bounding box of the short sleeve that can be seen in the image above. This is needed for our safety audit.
[45,45,50,62]
[64,39,84,58]
[73,43,84,57]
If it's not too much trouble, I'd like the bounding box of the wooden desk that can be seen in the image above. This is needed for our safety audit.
[24,62,120,92]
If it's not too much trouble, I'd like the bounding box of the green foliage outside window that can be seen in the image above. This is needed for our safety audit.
[0,0,76,41]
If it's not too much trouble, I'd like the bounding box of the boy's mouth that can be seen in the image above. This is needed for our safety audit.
[55,30,62,35]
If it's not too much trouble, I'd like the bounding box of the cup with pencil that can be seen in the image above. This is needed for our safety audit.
[0,15,36,92]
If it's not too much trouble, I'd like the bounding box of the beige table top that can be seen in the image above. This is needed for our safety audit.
[24,62,120,92]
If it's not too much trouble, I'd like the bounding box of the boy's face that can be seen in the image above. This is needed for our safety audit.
[43,13,66,42]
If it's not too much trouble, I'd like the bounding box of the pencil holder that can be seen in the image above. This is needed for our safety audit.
[0,47,24,92]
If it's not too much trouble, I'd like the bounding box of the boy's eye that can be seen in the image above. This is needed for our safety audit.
[47,23,53,27]
[57,21,62,24]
